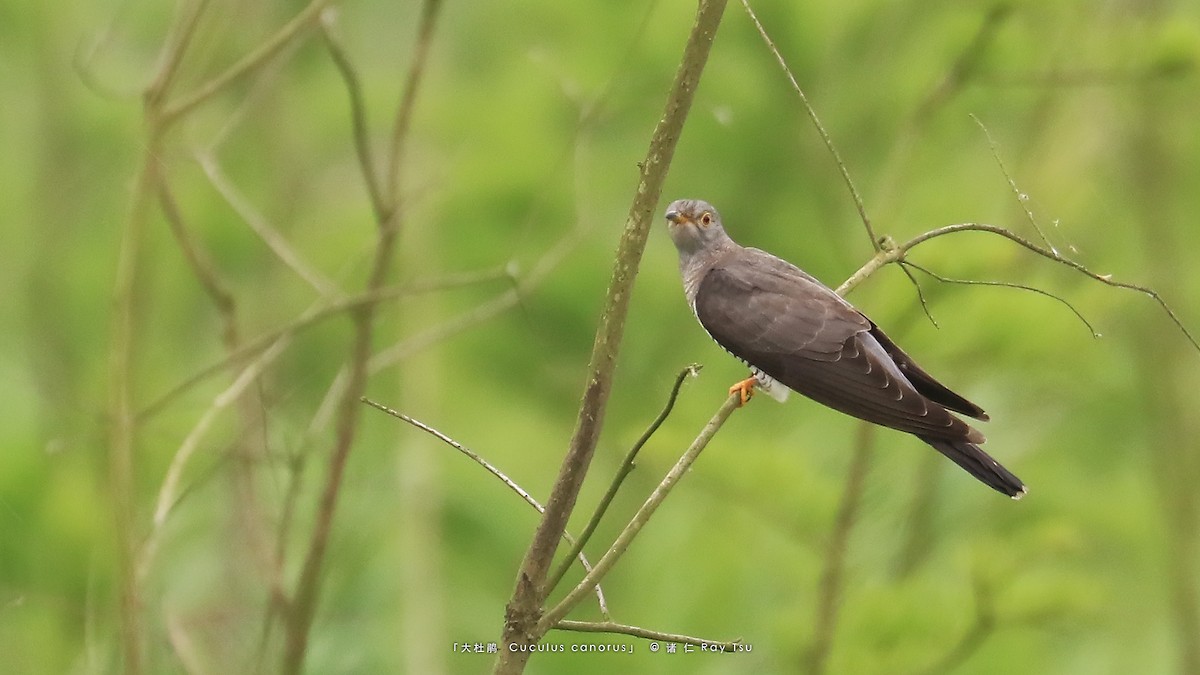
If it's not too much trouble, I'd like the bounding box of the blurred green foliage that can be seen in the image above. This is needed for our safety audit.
[3,0,1200,673]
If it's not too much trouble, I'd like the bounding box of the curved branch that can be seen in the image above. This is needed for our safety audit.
[899,223,1198,353]
[901,261,1101,338]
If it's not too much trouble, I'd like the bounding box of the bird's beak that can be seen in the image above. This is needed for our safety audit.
[665,210,687,225]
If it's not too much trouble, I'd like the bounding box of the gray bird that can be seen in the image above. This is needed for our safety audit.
[664,198,1025,499]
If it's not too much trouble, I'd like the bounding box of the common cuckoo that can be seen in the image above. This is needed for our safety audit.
[664,198,1025,499]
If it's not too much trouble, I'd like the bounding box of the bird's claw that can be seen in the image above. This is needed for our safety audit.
[729,377,756,406]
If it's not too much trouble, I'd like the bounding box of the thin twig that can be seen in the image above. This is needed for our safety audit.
[739,0,877,251]
[900,223,1199,353]
[319,9,387,222]
[196,151,340,296]
[144,0,212,105]
[971,115,1054,250]
[157,177,236,317]
[803,423,874,675]
[138,337,292,582]
[538,392,743,634]
[386,0,443,206]
[831,221,1197,354]
[898,262,939,328]
[361,398,611,618]
[545,364,702,593]
[554,620,741,651]
[902,261,1101,338]
[282,3,444,669]
[137,267,510,421]
[160,0,332,128]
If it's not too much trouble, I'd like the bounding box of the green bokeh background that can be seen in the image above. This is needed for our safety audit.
[3,1,1199,673]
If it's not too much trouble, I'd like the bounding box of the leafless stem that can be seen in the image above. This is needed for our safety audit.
[281,2,444,671]
[902,261,1101,338]
[137,267,510,421]
[159,0,332,128]
[538,392,743,634]
[554,620,740,650]
[803,423,874,675]
[196,151,339,296]
[319,9,387,222]
[545,364,701,593]
[361,398,611,617]
[971,115,1054,250]
[496,3,729,671]
[739,0,877,251]
[900,223,1199,353]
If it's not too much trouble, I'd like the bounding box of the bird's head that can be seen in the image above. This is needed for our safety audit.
[664,199,731,256]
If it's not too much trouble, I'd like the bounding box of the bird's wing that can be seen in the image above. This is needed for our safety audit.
[694,255,980,442]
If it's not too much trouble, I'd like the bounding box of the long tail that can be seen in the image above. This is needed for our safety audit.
[920,437,1026,499]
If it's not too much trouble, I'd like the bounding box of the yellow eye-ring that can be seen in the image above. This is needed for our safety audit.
[700,212,712,226]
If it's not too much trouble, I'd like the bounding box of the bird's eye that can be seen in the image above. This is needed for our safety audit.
[700,212,712,226]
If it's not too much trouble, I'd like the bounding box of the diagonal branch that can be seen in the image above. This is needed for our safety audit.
[545,364,701,593]
[739,0,878,251]
[538,392,743,633]
[159,0,332,128]
[554,620,740,650]
[497,4,729,672]
[360,398,611,618]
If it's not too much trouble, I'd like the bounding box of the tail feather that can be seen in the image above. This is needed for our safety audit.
[920,437,1026,499]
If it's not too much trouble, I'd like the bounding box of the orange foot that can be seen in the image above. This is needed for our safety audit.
[728,376,756,407]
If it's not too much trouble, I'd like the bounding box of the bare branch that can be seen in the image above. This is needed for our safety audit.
[899,223,1199,353]
[538,392,743,634]
[361,398,611,618]
[971,115,1054,250]
[498,4,730,671]
[545,364,702,593]
[282,2,444,670]
[138,337,292,583]
[898,262,939,328]
[902,261,1101,338]
[196,151,339,297]
[386,0,443,206]
[739,0,877,251]
[159,0,332,128]
[803,423,874,675]
[319,10,387,223]
[137,267,510,421]
[554,620,741,651]
[144,0,212,105]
